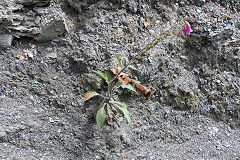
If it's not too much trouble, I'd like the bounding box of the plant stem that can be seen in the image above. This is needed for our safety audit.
[104,24,180,101]
[109,28,175,86]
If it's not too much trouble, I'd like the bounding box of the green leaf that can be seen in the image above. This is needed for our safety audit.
[93,70,107,81]
[119,102,131,124]
[114,54,122,67]
[96,106,106,128]
[82,91,99,101]
[93,106,100,119]
[131,79,141,83]
[105,70,114,83]
[120,83,137,93]
[93,70,114,84]
[129,65,138,71]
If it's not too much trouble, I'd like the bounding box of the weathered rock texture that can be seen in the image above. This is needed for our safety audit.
[0,0,66,47]
[0,0,239,159]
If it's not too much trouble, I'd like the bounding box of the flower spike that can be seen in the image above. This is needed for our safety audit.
[184,21,193,36]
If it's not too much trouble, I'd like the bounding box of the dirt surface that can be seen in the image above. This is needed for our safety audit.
[0,0,240,159]
[1,96,240,159]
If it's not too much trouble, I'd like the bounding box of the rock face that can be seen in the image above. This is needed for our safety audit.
[66,0,99,12]
[0,0,66,47]
[0,0,240,159]
[18,0,50,7]
[0,34,14,48]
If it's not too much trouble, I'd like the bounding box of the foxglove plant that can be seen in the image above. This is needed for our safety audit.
[83,22,192,128]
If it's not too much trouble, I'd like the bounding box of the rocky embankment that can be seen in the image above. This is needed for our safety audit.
[0,0,239,159]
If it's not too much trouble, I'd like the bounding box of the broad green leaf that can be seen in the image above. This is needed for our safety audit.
[93,106,100,119]
[131,79,141,83]
[109,100,122,106]
[82,91,99,101]
[129,65,138,70]
[96,106,106,128]
[119,102,131,124]
[114,54,122,67]
[93,70,107,81]
[105,70,114,83]
[120,83,137,93]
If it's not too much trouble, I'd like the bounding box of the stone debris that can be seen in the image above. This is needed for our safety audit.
[0,34,14,48]
[0,0,66,47]
[0,0,239,159]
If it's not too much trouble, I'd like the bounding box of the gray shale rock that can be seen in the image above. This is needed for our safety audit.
[18,0,50,7]
[0,0,240,159]
[0,34,14,48]
[82,73,104,90]
[182,3,240,125]
[0,0,66,45]
[66,0,99,13]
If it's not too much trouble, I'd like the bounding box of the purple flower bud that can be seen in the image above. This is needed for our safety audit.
[184,22,193,36]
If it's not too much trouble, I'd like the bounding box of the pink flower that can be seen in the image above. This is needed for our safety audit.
[184,22,193,36]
